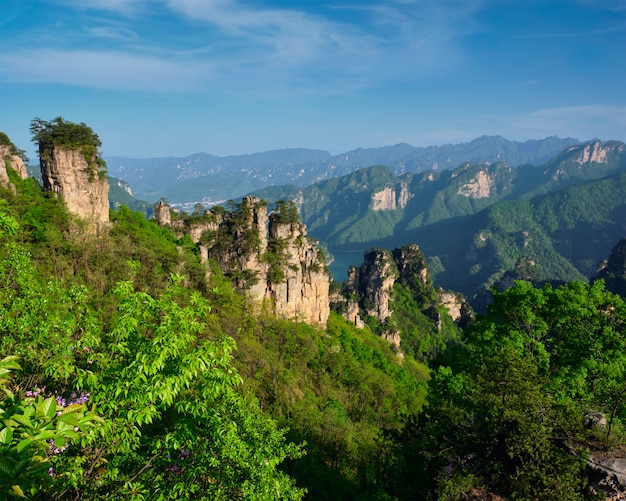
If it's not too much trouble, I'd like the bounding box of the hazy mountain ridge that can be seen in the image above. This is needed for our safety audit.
[248,140,626,301]
[105,136,580,204]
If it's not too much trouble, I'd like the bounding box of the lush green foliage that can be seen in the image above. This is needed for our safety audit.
[30,118,102,151]
[0,357,102,500]
[6,145,626,499]
[251,141,626,300]
[386,280,626,499]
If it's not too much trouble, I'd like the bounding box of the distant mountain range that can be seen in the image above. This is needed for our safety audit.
[246,140,626,302]
[105,135,580,205]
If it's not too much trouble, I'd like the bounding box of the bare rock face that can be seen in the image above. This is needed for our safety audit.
[438,289,474,329]
[457,169,493,198]
[266,213,330,326]
[40,147,109,230]
[178,197,330,327]
[0,145,28,184]
[371,186,396,211]
[153,200,171,226]
[351,248,398,322]
[574,139,621,165]
[370,181,412,211]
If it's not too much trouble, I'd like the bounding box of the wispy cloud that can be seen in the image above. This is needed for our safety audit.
[0,0,481,95]
[0,49,213,93]
[513,23,626,39]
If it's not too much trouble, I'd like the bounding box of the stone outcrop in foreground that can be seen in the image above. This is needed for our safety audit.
[40,147,109,230]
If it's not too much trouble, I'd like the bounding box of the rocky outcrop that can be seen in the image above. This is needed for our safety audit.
[0,145,28,186]
[370,181,411,211]
[266,211,329,325]
[354,248,398,321]
[153,200,172,226]
[457,169,493,198]
[574,139,622,165]
[342,244,473,347]
[40,146,109,231]
[438,290,474,329]
[593,238,626,298]
[160,197,330,327]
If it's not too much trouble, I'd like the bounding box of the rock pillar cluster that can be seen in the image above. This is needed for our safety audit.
[160,197,330,327]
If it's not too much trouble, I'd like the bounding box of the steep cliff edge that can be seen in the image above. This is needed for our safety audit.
[0,133,28,189]
[337,244,473,355]
[0,145,28,184]
[156,198,330,327]
[31,117,109,231]
[40,147,109,229]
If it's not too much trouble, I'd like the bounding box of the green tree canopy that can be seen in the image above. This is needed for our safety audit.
[30,117,102,150]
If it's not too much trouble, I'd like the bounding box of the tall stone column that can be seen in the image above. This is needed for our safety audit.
[39,146,109,231]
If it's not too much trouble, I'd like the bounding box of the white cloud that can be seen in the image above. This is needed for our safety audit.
[4,0,485,95]
[0,49,213,93]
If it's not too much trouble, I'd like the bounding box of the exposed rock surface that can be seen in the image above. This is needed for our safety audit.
[370,181,411,211]
[457,169,493,198]
[40,146,109,230]
[153,200,172,226]
[0,145,28,185]
[342,243,473,346]
[158,197,330,327]
[355,248,398,321]
[574,139,620,165]
[266,211,329,325]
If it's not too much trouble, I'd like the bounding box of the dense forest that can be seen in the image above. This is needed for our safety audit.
[2,123,626,500]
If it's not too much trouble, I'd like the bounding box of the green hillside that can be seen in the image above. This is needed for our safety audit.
[1,158,436,500]
[3,126,626,500]
[249,140,626,301]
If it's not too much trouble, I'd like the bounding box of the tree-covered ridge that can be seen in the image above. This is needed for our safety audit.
[105,136,579,204]
[247,140,626,302]
[413,169,626,303]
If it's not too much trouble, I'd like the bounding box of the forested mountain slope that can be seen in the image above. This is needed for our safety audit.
[250,140,626,302]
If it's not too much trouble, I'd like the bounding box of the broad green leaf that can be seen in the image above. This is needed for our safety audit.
[0,427,12,446]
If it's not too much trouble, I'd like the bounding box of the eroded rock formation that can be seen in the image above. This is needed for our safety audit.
[40,147,109,230]
[158,197,330,327]
[341,243,473,348]
[370,181,411,211]
[0,145,28,186]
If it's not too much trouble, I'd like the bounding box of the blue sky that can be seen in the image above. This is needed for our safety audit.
[1,0,625,159]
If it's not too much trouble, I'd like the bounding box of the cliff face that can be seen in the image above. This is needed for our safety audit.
[40,147,109,230]
[160,197,330,327]
[266,212,330,325]
[0,145,28,187]
[342,244,473,348]
[370,181,411,211]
